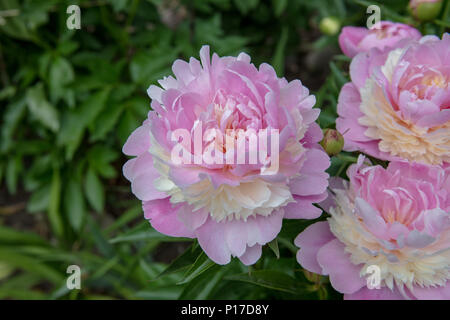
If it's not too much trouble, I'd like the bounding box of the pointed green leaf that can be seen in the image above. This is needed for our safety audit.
[64,177,86,232]
[84,167,104,213]
[26,83,59,132]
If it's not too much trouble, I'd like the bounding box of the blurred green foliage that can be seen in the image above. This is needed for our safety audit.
[0,0,447,300]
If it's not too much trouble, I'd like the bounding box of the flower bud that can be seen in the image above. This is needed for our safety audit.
[409,0,443,22]
[319,17,341,36]
[320,129,344,156]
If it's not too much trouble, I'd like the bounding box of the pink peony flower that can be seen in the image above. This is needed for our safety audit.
[338,21,421,58]
[337,33,450,165]
[295,156,450,300]
[123,46,330,265]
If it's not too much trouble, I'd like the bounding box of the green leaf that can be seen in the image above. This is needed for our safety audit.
[178,264,224,299]
[26,83,60,132]
[272,26,288,77]
[57,40,79,56]
[0,274,46,299]
[0,247,64,285]
[109,228,187,244]
[27,183,51,213]
[268,238,280,259]
[136,287,182,300]
[117,109,140,145]
[64,176,86,232]
[0,86,16,100]
[5,155,20,194]
[440,0,450,33]
[0,161,4,185]
[435,19,450,28]
[0,288,47,300]
[49,56,74,103]
[87,145,118,178]
[195,15,248,56]
[177,252,216,284]
[48,168,64,238]
[272,0,288,17]
[0,98,27,153]
[233,0,259,14]
[104,204,141,234]
[58,88,111,159]
[129,48,177,85]
[329,61,348,88]
[90,256,120,280]
[84,167,104,213]
[0,0,32,40]
[87,145,118,167]
[109,0,130,12]
[157,244,203,279]
[90,103,125,142]
[86,216,115,258]
[0,225,48,246]
[226,270,303,294]
[78,88,111,125]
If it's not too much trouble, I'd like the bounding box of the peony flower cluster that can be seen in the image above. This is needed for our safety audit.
[296,27,450,300]
[123,46,330,265]
[337,33,450,166]
[122,19,449,300]
[296,156,450,299]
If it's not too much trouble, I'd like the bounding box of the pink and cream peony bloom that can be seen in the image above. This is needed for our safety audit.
[337,33,450,165]
[295,156,450,300]
[123,46,330,265]
[338,21,421,58]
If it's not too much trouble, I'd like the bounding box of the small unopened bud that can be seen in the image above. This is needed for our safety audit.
[409,0,443,22]
[320,129,344,156]
[157,0,188,30]
[319,17,341,36]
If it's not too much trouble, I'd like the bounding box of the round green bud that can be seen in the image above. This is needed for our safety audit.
[409,0,443,22]
[319,17,341,36]
[320,129,344,156]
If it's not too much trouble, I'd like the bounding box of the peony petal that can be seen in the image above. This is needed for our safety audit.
[284,198,323,219]
[224,218,248,257]
[289,172,329,196]
[344,286,405,300]
[238,244,262,265]
[295,221,335,274]
[195,218,231,265]
[317,239,366,294]
[143,199,195,238]
[131,170,167,201]
[410,283,450,300]
[338,26,368,58]
[122,124,151,156]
